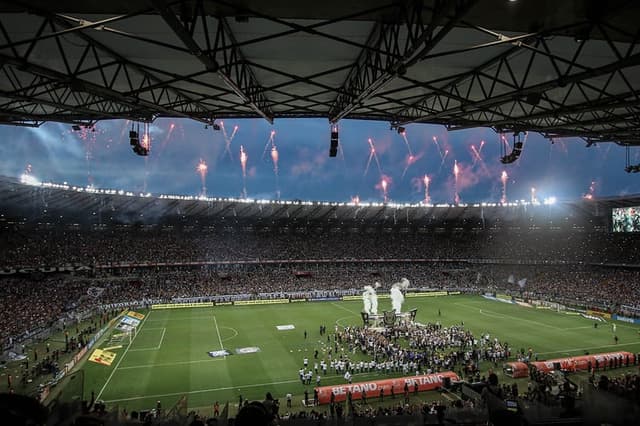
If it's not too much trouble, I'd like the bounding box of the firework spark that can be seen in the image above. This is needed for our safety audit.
[437,149,449,174]
[271,145,280,199]
[196,159,208,196]
[432,135,444,160]
[531,187,537,204]
[351,195,360,205]
[423,175,431,205]
[453,160,460,204]
[500,170,508,204]
[381,176,389,203]
[240,145,248,198]
[584,180,596,199]
[401,154,418,179]
[262,129,277,160]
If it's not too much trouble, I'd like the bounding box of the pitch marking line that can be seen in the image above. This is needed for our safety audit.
[219,326,239,342]
[129,327,166,352]
[213,315,226,359]
[96,311,151,400]
[331,302,360,316]
[119,358,225,370]
[455,302,564,330]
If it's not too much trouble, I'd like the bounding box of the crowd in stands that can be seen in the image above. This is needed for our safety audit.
[592,373,640,402]
[2,226,640,267]
[2,258,640,348]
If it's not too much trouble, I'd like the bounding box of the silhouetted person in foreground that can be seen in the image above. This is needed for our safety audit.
[235,401,274,426]
[0,393,48,425]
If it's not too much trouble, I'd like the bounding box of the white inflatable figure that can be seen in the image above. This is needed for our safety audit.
[363,285,374,314]
[370,282,380,315]
[390,278,410,314]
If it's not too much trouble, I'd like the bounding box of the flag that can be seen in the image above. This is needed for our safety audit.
[517,278,527,288]
[507,274,515,284]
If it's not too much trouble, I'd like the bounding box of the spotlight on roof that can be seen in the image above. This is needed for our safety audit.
[329,125,339,157]
[397,126,406,135]
[212,123,221,131]
[500,132,524,164]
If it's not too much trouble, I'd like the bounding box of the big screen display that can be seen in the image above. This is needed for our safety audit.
[612,207,640,232]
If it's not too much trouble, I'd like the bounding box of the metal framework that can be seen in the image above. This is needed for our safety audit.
[0,0,639,145]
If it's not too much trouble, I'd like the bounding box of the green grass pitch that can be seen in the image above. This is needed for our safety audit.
[83,295,640,413]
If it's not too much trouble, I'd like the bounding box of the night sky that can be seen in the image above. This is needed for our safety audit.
[2,118,639,204]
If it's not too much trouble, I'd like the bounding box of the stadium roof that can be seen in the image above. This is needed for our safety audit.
[1,1,640,145]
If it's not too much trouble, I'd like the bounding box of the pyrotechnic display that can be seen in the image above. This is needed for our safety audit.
[423,175,431,204]
[240,145,248,198]
[453,160,460,205]
[196,159,208,196]
[31,120,583,205]
[220,121,239,160]
[364,138,383,177]
[501,170,508,204]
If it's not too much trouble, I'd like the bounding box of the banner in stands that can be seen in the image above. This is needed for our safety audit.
[234,299,289,306]
[152,302,214,309]
[587,309,612,320]
[613,315,640,324]
[314,372,459,404]
[0,265,93,276]
[127,311,145,320]
[405,291,448,298]
[529,351,635,374]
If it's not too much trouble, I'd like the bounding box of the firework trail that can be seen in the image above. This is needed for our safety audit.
[399,128,413,157]
[401,154,417,179]
[584,180,596,200]
[381,176,389,203]
[437,149,449,174]
[531,187,537,204]
[240,145,248,198]
[364,138,383,177]
[501,170,508,204]
[432,136,444,159]
[262,129,277,160]
[351,195,360,205]
[478,139,485,154]
[196,159,208,196]
[140,124,151,192]
[470,143,490,174]
[423,175,431,204]
[271,145,280,199]
[220,121,240,160]
[470,144,482,165]
[453,160,460,205]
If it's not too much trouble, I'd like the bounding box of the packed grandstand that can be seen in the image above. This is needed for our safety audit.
[1,177,640,425]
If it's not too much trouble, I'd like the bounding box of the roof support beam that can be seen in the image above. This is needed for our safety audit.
[152,0,274,123]
[328,0,478,123]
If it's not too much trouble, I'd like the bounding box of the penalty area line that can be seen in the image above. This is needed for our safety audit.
[96,311,151,400]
